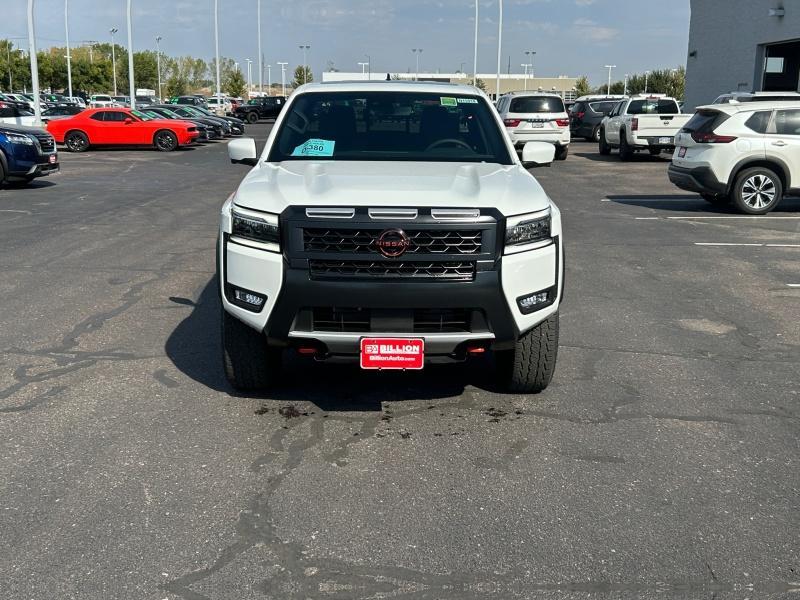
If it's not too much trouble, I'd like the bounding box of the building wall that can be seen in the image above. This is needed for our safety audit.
[686,0,800,109]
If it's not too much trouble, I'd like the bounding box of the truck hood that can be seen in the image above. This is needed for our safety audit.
[232,161,551,217]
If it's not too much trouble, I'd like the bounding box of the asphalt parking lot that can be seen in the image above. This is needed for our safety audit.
[1,128,798,599]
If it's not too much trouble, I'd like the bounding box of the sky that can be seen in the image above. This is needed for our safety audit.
[2,0,690,85]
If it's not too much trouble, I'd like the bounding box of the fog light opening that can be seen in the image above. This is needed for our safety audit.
[516,287,555,315]
[227,285,267,312]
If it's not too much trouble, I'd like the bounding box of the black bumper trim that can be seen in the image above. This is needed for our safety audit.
[668,164,726,195]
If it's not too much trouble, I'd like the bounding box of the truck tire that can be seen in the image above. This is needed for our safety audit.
[731,166,783,215]
[598,128,611,155]
[619,133,634,161]
[221,308,282,390]
[247,111,259,124]
[65,130,89,152]
[555,145,569,161]
[496,312,559,394]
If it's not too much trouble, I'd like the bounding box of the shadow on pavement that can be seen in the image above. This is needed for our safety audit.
[606,194,800,213]
[573,151,672,163]
[165,277,501,409]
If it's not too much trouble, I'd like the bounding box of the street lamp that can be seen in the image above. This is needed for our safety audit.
[358,62,368,76]
[299,44,310,84]
[365,54,371,79]
[644,70,651,93]
[257,0,263,93]
[525,50,536,79]
[277,61,287,96]
[65,0,73,99]
[472,0,478,87]
[246,58,253,95]
[155,36,162,102]
[125,0,135,109]
[495,0,503,101]
[411,48,423,81]
[521,63,532,90]
[267,64,271,95]
[604,64,616,94]
[213,0,221,113]
[623,73,628,96]
[27,0,42,125]
[110,27,118,96]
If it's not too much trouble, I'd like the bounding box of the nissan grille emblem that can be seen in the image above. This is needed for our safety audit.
[375,229,411,258]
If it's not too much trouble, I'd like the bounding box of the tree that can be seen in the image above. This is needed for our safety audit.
[165,73,188,98]
[224,68,246,98]
[292,65,313,87]
[575,75,591,97]
[474,77,487,92]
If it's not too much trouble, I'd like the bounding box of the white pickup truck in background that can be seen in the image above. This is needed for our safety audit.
[599,95,691,160]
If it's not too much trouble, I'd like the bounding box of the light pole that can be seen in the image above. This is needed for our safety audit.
[525,50,536,79]
[604,64,616,94]
[365,54,370,80]
[27,0,42,125]
[110,27,118,96]
[126,0,135,109]
[214,0,221,113]
[358,61,368,75]
[65,0,73,99]
[267,64,271,95]
[277,61,287,96]
[412,48,422,80]
[246,58,253,95]
[473,0,478,87]
[644,70,651,94]
[257,0,263,93]
[155,36,162,102]
[623,73,628,96]
[299,44,310,84]
[521,63,532,91]
[495,0,503,101]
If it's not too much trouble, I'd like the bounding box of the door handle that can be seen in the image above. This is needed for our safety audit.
[772,141,787,147]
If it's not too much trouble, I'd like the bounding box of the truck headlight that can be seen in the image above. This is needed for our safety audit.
[504,210,551,254]
[231,207,280,252]
[6,132,34,145]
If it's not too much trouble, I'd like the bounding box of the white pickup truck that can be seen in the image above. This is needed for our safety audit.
[599,95,691,160]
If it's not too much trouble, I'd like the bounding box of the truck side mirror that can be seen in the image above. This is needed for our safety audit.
[228,137,258,166]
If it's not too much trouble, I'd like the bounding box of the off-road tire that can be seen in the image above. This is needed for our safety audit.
[496,312,559,394]
[731,166,783,215]
[598,128,611,155]
[619,133,634,161]
[247,111,259,124]
[221,308,282,391]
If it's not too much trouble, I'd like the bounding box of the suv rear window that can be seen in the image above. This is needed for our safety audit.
[681,110,729,134]
[627,99,680,115]
[509,96,565,114]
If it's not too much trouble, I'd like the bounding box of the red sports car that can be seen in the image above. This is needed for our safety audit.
[47,107,199,152]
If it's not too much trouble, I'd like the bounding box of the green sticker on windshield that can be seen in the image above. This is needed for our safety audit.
[440,97,457,107]
[291,138,336,157]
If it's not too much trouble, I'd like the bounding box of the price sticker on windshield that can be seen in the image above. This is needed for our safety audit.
[291,138,336,157]
[440,97,458,107]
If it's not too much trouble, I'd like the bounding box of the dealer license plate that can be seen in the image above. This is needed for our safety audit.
[659,137,673,145]
[677,147,687,158]
[49,154,57,163]
[360,338,424,370]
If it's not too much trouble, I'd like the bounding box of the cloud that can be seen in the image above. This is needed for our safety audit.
[571,18,618,42]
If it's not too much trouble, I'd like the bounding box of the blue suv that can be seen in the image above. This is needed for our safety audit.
[0,122,59,186]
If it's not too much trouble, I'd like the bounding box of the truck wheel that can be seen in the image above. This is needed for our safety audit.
[496,312,559,394]
[154,130,178,152]
[247,111,259,124]
[221,308,282,390]
[619,134,634,161]
[731,167,783,215]
[701,193,730,206]
[65,130,89,152]
[598,128,611,155]
[555,145,569,161]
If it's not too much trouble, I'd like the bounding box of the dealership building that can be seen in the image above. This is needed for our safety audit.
[685,1,800,108]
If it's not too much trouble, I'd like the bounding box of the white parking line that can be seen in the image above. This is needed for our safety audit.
[695,243,800,248]
[668,216,800,220]
[635,217,660,220]
[767,244,800,248]
[788,284,800,288]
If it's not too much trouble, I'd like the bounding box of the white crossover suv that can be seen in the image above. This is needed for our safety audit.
[219,81,564,393]
[496,92,571,160]
[669,101,800,214]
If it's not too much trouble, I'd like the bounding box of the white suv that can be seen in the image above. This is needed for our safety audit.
[496,92,570,160]
[220,81,564,393]
[669,102,800,214]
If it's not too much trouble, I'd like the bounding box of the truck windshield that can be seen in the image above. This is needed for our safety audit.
[268,91,512,164]
[628,99,680,114]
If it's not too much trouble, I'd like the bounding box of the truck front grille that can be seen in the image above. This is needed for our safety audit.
[303,229,483,255]
[309,260,476,281]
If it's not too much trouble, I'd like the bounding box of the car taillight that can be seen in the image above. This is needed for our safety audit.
[691,132,737,144]
[555,118,569,128]
[575,112,585,120]
[504,118,521,127]
[631,118,639,132]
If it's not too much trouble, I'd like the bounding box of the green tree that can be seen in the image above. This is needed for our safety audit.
[474,77,487,92]
[165,73,188,97]
[292,65,313,87]
[575,75,591,97]
[224,68,246,98]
